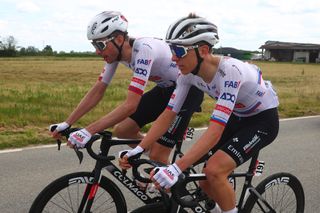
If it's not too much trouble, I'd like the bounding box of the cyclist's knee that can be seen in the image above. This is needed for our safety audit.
[114,123,139,138]
[149,151,169,164]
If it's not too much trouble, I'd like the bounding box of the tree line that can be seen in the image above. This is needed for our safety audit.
[0,35,96,57]
[1,35,257,60]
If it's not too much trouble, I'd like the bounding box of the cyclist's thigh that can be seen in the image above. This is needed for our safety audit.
[157,86,204,148]
[219,108,279,166]
[130,86,174,127]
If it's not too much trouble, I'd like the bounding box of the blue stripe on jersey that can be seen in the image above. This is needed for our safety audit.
[257,69,262,84]
[166,105,174,110]
[210,115,227,126]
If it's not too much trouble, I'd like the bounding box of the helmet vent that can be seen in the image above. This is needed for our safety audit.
[101,26,109,33]
[102,17,112,24]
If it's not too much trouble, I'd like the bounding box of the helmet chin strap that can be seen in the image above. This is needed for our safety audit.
[111,33,127,61]
[190,48,203,75]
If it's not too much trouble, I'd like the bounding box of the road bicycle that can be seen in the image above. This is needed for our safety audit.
[130,152,305,213]
[29,127,200,213]
[29,127,305,213]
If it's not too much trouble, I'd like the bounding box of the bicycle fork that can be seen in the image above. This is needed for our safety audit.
[78,160,104,213]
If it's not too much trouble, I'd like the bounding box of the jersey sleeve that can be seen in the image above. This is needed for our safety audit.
[210,64,243,126]
[128,43,155,95]
[167,74,192,113]
[98,62,118,85]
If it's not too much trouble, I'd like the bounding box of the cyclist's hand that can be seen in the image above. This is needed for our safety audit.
[152,163,181,189]
[118,146,144,170]
[68,128,92,148]
[49,122,70,139]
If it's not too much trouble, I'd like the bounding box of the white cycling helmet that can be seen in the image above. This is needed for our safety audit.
[87,11,128,40]
[166,15,219,46]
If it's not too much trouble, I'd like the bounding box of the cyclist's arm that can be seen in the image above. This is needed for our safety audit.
[85,90,141,134]
[139,108,177,150]
[139,75,191,150]
[65,62,118,125]
[66,80,107,125]
[86,44,155,134]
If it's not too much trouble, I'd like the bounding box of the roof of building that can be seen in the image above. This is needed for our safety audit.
[260,41,320,50]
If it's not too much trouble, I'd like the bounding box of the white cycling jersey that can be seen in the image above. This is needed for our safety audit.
[98,37,179,95]
[167,57,279,126]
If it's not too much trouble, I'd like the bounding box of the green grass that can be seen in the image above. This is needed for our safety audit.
[0,57,319,149]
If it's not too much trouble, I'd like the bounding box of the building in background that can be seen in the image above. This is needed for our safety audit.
[260,41,320,63]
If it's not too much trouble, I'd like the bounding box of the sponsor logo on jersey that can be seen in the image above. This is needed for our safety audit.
[134,68,148,76]
[131,77,146,86]
[243,134,261,153]
[218,69,226,77]
[137,59,152,65]
[197,82,207,89]
[255,90,265,97]
[224,81,240,88]
[215,104,232,115]
[170,62,177,68]
[220,92,235,103]
[227,145,244,164]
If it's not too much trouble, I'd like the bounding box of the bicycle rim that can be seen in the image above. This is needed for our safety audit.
[243,172,305,213]
[30,172,126,213]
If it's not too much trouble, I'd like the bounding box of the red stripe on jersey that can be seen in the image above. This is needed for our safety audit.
[128,85,143,95]
[166,105,173,111]
[131,77,146,86]
[98,68,106,81]
[210,118,226,127]
[235,103,246,108]
[215,104,232,115]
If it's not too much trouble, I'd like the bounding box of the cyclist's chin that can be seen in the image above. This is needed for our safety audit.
[179,66,192,75]
[103,56,114,63]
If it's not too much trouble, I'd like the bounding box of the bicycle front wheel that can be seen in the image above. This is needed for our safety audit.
[131,202,169,213]
[243,172,305,213]
[29,172,127,213]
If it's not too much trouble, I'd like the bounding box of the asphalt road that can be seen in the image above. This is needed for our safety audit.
[0,115,319,213]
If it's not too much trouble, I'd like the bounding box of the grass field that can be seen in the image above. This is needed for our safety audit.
[0,57,319,149]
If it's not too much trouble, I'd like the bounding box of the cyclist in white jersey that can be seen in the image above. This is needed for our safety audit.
[50,11,203,164]
[120,14,279,213]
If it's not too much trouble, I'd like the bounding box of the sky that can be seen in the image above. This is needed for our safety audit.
[1,0,320,52]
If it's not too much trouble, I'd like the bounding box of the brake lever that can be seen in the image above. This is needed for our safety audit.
[57,139,62,150]
[73,146,84,164]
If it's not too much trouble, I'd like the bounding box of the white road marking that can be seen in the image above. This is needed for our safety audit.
[1,115,319,154]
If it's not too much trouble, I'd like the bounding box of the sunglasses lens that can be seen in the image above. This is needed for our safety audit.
[91,41,106,51]
[170,45,187,58]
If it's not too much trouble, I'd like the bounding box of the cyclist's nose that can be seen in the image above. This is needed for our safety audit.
[172,54,179,62]
[96,49,103,55]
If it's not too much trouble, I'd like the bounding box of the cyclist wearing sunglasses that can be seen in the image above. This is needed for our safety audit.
[50,11,203,165]
[126,14,279,213]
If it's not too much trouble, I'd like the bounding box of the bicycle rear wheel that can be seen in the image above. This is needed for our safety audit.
[243,172,305,213]
[29,172,127,213]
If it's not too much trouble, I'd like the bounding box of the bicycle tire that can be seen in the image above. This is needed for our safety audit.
[131,202,169,213]
[131,201,208,213]
[243,172,305,213]
[29,172,127,213]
